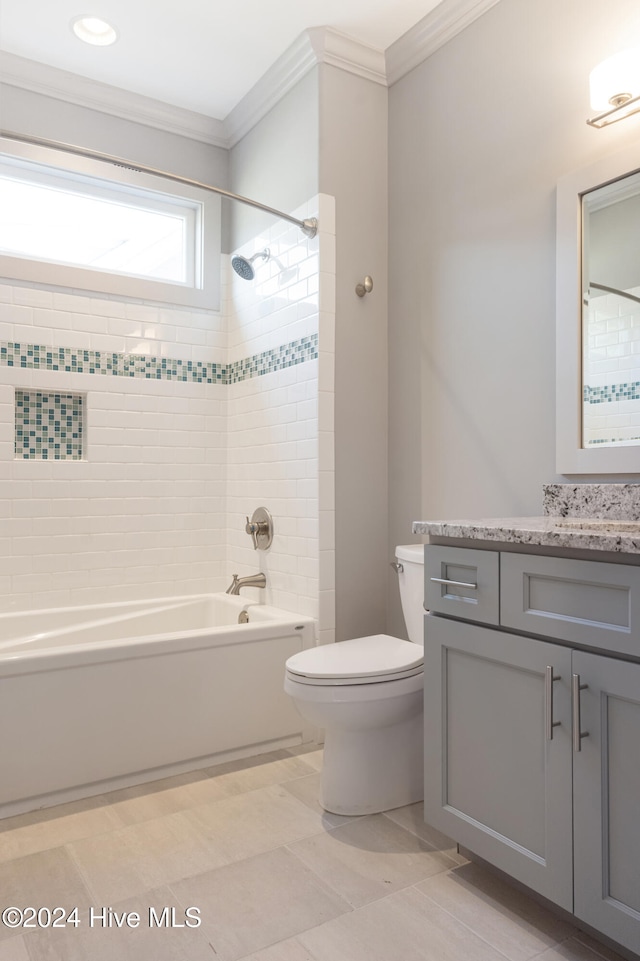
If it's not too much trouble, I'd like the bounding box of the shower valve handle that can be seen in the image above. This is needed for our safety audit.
[244,508,274,551]
[245,516,259,550]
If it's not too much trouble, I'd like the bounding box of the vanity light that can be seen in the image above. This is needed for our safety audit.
[587,48,640,127]
[71,15,118,46]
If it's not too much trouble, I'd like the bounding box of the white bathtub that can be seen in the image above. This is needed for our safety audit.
[0,594,315,818]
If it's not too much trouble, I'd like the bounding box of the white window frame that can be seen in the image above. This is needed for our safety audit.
[0,139,221,310]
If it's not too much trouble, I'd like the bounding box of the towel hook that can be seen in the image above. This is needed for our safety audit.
[355,276,373,297]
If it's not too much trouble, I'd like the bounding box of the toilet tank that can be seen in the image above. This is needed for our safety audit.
[395,544,425,645]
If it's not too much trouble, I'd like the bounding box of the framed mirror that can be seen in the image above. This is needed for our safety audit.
[557,145,640,473]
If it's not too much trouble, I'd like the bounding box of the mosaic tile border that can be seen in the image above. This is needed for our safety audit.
[15,390,83,460]
[584,382,640,404]
[0,334,318,386]
[587,437,640,446]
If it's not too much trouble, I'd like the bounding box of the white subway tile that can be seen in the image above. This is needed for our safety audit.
[13,287,54,309]
[2,199,328,617]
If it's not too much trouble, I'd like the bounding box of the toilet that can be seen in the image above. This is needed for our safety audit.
[284,544,425,815]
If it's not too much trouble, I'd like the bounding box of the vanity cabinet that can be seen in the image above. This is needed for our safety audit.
[423,545,640,955]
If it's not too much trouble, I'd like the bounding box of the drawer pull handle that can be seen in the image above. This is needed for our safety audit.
[545,666,562,741]
[572,673,589,752]
[430,576,478,590]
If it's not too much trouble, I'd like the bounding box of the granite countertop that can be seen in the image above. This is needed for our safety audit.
[412,484,640,555]
[411,515,640,554]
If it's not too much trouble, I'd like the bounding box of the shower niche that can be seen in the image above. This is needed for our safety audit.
[14,389,84,460]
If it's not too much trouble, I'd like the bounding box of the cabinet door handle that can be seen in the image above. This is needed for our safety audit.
[430,576,478,590]
[572,673,589,752]
[545,665,562,740]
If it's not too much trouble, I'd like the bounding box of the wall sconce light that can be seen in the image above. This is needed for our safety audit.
[587,48,640,127]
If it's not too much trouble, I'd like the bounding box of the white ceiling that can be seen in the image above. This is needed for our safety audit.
[0,0,444,121]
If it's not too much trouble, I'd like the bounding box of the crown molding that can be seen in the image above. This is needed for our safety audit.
[0,2,500,151]
[224,31,319,148]
[224,27,387,148]
[309,27,387,87]
[386,0,502,86]
[0,51,229,148]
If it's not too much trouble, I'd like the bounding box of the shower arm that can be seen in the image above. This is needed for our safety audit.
[0,130,318,239]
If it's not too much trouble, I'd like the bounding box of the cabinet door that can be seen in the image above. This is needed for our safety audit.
[424,614,574,911]
[573,651,640,955]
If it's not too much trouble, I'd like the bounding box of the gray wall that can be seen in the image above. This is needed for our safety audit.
[0,85,229,185]
[319,64,389,641]
[229,68,319,250]
[387,0,640,634]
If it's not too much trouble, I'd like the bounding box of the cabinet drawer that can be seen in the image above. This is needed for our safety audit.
[424,545,499,625]
[501,552,640,656]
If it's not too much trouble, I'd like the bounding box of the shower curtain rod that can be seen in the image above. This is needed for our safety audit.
[589,282,640,306]
[0,130,318,239]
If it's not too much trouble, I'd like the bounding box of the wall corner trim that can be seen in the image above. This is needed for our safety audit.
[386,0,502,86]
[225,27,387,148]
[0,51,229,148]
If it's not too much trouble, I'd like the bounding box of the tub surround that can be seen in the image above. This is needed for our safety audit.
[413,484,640,555]
[0,193,331,624]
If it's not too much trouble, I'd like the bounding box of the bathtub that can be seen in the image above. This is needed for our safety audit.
[0,594,315,818]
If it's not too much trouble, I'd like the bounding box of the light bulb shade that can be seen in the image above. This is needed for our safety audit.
[589,48,640,111]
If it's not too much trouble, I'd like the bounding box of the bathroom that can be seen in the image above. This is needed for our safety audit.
[2,0,640,959]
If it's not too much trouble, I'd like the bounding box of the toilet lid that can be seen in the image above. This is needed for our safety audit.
[286,634,423,681]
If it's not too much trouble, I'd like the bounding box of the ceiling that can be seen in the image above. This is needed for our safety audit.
[0,0,444,121]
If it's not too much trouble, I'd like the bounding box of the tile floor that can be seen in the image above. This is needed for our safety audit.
[0,746,632,961]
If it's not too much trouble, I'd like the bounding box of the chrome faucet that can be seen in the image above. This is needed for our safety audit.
[225,572,267,596]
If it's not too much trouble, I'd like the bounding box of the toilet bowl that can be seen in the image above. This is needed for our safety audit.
[284,544,425,816]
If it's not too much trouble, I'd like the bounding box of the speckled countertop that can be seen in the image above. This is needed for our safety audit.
[412,484,640,555]
[411,515,640,554]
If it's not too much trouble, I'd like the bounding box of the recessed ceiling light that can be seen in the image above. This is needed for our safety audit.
[71,15,118,46]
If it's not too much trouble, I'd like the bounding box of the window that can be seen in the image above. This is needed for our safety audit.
[0,139,220,309]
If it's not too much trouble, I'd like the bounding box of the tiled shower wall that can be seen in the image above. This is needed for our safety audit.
[0,285,228,613]
[224,196,335,635]
[583,287,640,446]
[0,194,335,629]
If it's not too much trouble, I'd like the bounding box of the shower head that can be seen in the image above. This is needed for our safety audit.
[231,248,270,281]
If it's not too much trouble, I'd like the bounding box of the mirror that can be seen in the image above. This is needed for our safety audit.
[582,171,640,450]
[556,146,640,473]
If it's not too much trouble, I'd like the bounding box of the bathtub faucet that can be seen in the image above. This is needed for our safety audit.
[225,573,267,595]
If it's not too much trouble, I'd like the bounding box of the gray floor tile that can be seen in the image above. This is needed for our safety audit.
[297,885,509,961]
[170,847,351,961]
[242,938,320,961]
[534,937,629,961]
[284,746,324,772]
[0,848,92,943]
[416,860,576,961]
[383,802,468,864]
[67,811,229,905]
[572,931,630,961]
[288,811,458,907]
[0,796,109,835]
[23,885,215,961]
[183,783,326,864]
[0,805,124,863]
[0,935,29,960]
[0,747,632,961]
[201,749,318,789]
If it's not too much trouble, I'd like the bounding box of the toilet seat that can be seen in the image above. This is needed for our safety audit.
[285,634,423,686]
